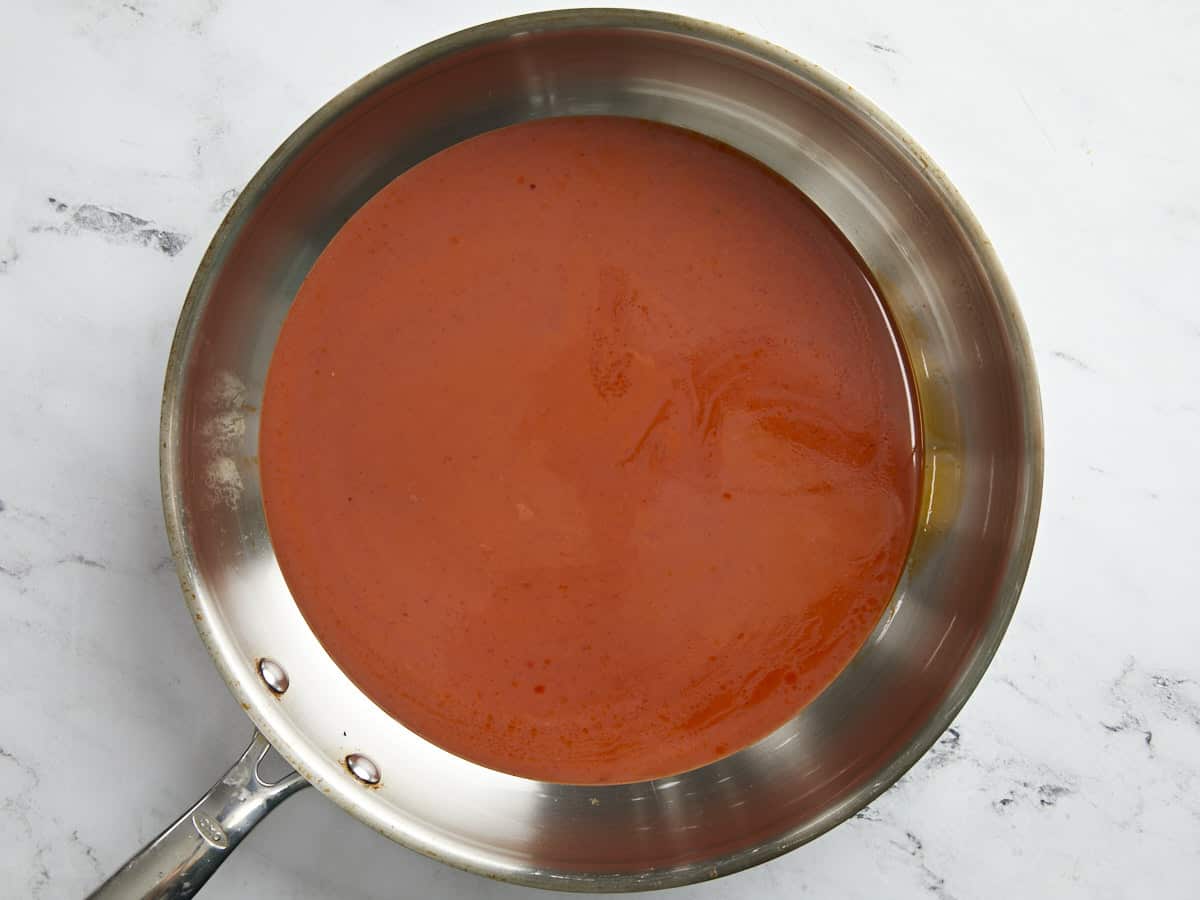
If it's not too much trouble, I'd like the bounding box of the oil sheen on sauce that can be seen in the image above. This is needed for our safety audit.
[260,117,921,785]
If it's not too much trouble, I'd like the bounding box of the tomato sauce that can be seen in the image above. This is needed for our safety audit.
[260,117,920,784]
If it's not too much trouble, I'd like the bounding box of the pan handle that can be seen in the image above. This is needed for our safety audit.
[86,731,309,899]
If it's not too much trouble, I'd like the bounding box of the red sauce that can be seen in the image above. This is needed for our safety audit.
[260,117,920,784]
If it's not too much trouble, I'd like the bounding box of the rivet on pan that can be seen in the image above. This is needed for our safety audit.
[258,658,290,695]
[346,753,381,785]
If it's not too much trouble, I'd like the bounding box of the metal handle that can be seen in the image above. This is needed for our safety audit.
[87,731,309,899]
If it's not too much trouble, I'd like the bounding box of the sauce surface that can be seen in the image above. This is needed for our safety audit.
[261,117,920,784]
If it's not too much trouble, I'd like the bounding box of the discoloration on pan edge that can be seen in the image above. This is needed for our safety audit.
[158,8,1042,892]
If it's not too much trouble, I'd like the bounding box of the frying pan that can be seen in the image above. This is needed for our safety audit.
[88,9,1042,898]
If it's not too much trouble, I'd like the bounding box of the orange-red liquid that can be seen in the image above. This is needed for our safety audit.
[261,117,920,784]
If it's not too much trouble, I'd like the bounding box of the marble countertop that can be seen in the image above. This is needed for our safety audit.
[2,1,1197,898]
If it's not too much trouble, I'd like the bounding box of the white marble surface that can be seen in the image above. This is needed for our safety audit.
[1,1,1197,897]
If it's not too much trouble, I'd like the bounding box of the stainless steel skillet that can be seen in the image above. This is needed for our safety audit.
[89,9,1043,898]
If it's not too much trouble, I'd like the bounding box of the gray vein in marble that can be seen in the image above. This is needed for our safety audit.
[189,1,223,38]
[1,501,174,582]
[1,744,44,895]
[1101,711,1146,737]
[0,745,38,787]
[903,833,955,900]
[997,674,1056,712]
[1151,401,1199,417]
[190,110,233,179]
[991,779,1077,813]
[212,187,240,212]
[1148,674,1200,728]
[852,793,956,898]
[1037,784,1073,807]
[31,850,51,900]
[1108,656,1200,734]
[32,198,189,257]
[1050,350,1093,371]
[0,560,33,580]
[1017,89,1057,150]
[921,725,963,769]
[894,717,1087,822]
[69,829,103,875]
[863,35,903,83]
[2,502,55,529]
[58,552,108,570]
